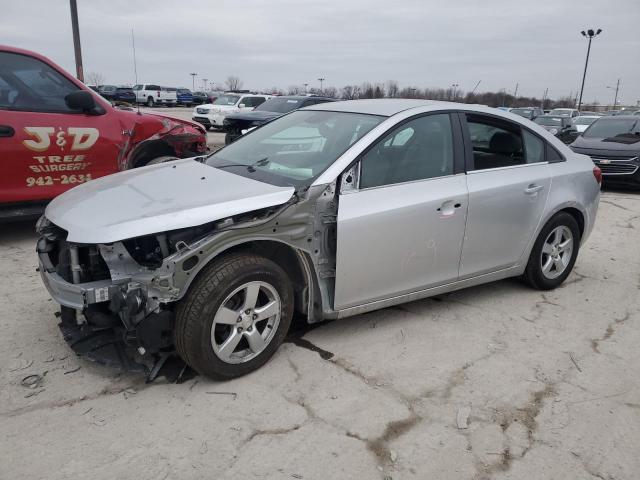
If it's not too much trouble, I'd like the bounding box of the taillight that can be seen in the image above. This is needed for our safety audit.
[157,90,160,97]
[593,166,602,185]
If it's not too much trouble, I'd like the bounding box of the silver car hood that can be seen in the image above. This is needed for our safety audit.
[46,159,295,244]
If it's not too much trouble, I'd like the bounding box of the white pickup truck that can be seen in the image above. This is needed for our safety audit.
[133,84,177,107]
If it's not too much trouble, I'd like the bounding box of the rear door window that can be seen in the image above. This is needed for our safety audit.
[465,114,525,170]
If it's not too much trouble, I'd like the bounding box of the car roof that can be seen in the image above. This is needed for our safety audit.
[596,115,639,120]
[269,95,335,101]
[304,98,538,118]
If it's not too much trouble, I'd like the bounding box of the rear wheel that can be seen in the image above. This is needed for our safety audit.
[146,96,154,107]
[175,253,293,380]
[524,212,580,290]
[144,155,178,166]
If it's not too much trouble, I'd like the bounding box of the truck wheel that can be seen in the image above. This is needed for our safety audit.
[144,155,178,166]
[146,96,154,107]
[523,212,581,290]
[175,253,293,380]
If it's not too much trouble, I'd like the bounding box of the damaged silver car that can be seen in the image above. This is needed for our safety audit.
[37,99,601,379]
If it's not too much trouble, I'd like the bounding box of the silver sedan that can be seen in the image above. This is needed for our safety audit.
[37,99,601,380]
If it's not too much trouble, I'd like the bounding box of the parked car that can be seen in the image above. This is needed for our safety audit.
[0,45,207,220]
[36,99,600,379]
[133,84,177,107]
[192,93,271,130]
[176,88,194,106]
[572,115,600,133]
[510,107,544,121]
[534,115,577,143]
[549,108,580,118]
[97,85,136,104]
[578,111,601,117]
[191,91,210,104]
[570,115,640,188]
[223,95,336,144]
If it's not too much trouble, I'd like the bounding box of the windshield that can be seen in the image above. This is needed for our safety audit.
[574,117,597,126]
[535,117,563,126]
[510,108,533,117]
[205,110,384,186]
[256,97,304,113]
[213,94,240,106]
[116,87,133,93]
[583,118,640,138]
[549,109,572,116]
[177,89,190,94]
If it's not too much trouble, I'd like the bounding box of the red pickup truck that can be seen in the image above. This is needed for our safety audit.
[0,45,207,220]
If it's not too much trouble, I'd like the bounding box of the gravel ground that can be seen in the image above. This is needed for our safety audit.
[1,190,639,480]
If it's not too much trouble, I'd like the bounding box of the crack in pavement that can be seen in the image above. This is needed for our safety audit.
[471,383,556,480]
[346,414,421,469]
[591,311,630,353]
[0,378,148,418]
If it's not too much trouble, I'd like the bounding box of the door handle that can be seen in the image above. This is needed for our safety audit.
[437,200,462,216]
[0,125,15,137]
[524,184,544,195]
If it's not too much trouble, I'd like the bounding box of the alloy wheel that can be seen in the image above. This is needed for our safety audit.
[210,281,281,364]
[540,226,573,280]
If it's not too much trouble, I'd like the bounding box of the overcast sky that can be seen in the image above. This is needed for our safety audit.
[2,0,639,105]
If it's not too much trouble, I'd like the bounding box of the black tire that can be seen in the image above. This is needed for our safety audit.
[524,212,581,290]
[175,253,294,380]
[146,96,154,107]
[144,155,178,166]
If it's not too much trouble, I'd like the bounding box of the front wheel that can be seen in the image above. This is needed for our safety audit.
[524,212,581,290]
[175,254,293,380]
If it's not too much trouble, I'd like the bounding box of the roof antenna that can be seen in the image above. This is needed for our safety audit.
[131,28,141,115]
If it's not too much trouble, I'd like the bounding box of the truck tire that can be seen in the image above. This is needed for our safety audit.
[175,253,294,380]
[146,96,154,107]
[145,155,179,166]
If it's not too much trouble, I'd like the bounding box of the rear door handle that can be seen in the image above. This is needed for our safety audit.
[437,200,463,216]
[524,184,544,195]
[0,125,15,137]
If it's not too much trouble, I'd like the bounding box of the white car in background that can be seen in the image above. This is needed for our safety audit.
[549,108,580,118]
[192,93,271,130]
[572,115,600,133]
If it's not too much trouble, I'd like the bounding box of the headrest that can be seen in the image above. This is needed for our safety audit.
[489,132,521,154]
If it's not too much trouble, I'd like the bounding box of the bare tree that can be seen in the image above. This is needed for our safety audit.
[386,80,399,98]
[225,75,243,91]
[341,85,361,100]
[287,85,302,95]
[86,71,105,87]
[322,86,338,98]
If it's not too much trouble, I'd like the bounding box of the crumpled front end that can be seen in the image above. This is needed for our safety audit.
[36,217,179,376]
[118,112,208,171]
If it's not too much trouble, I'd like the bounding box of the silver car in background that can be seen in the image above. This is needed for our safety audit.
[36,99,601,380]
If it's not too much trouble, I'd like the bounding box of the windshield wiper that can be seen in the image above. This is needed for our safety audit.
[213,157,270,172]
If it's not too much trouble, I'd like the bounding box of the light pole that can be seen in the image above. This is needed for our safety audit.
[190,73,197,91]
[577,28,602,112]
[69,0,84,81]
[607,79,620,110]
[451,83,459,101]
[317,77,325,93]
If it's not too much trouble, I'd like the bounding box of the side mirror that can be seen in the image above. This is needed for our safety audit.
[65,90,99,114]
[238,103,246,108]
